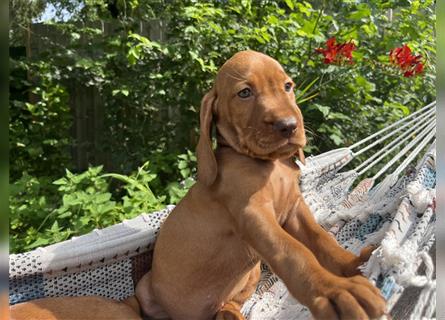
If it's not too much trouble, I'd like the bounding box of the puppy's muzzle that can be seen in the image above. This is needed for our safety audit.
[273,117,297,138]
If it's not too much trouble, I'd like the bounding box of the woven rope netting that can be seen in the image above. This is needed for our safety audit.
[9,101,437,320]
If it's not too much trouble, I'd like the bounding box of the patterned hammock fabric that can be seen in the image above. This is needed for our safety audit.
[9,106,436,319]
[241,143,436,320]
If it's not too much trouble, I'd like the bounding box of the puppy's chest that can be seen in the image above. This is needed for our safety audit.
[269,169,300,223]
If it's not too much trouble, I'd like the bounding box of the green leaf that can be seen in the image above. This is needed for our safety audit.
[26,237,50,250]
[310,104,330,117]
[95,193,112,203]
[180,168,191,178]
[327,112,352,121]
[284,0,294,10]
[50,220,59,232]
[58,211,72,218]
[297,92,319,104]
[295,77,319,102]
[296,2,312,17]
[53,178,67,185]
[329,134,344,145]
[178,161,188,169]
[75,58,94,69]
[267,15,279,25]
[349,5,371,20]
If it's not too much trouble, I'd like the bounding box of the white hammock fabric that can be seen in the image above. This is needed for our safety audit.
[9,101,436,319]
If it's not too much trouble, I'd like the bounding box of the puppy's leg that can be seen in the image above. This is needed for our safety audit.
[135,271,169,319]
[123,295,141,316]
[230,200,386,320]
[215,301,244,320]
[215,264,260,320]
[231,263,261,305]
[284,198,374,277]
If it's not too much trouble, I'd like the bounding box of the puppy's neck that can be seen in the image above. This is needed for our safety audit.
[216,132,231,148]
[215,130,301,170]
[216,131,252,158]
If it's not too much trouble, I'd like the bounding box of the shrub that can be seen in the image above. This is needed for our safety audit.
[10,0,436,174]
[10,163,167,253]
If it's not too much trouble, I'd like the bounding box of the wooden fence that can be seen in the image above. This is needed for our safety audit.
[22,21,165,171]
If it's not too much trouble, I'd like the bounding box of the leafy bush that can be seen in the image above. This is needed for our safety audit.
[10,163,167,253]
[10,173,58,252]
[10,58,72,180]
[165,150,197,204]
[10,0,436,173]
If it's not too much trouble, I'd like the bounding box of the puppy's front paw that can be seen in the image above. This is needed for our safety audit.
[309,275,386,320]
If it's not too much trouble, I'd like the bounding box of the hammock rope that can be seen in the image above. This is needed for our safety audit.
[355,114,435,175]
[352,106,435,158]
[392,132,436,177]
[373,125,436,180]
[300,101,436,227]
[349,100,436,150]
[9,101,436,320]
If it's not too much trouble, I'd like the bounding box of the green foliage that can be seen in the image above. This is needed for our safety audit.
[10,58,72,180]
[10,173,57,252]
[9,0,46,45]
[9,0,435,253]
[10,0,436,167]
[10,162,168,253]
[165,150,196,204]
[101,162,166,214]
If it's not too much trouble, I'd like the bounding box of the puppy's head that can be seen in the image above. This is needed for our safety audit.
[197,50,306,186]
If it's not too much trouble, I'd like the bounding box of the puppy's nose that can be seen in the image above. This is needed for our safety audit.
[273,117,297,138]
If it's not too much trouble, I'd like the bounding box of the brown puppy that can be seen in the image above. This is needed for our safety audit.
[136,50,387,320]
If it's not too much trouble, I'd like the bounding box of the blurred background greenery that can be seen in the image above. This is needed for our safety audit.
[9,0,435,253]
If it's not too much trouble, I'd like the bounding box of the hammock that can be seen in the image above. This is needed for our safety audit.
[9,101,437,319]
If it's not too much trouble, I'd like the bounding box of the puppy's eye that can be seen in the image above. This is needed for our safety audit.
[285,82,293,92]
[238,88,252,98]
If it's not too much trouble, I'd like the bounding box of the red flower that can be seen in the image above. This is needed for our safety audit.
[338,42,356,61]
[414,62,424,73]
[389,44,424,77]
[316,37,356,64]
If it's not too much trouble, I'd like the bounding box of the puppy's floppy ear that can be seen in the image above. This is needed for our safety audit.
[197,88,217,186]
